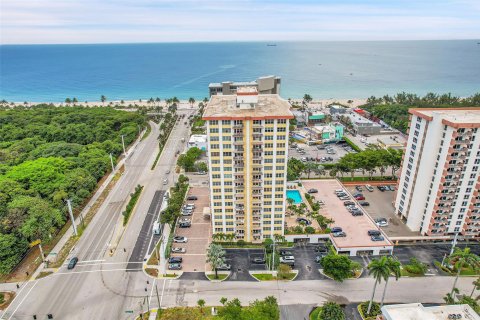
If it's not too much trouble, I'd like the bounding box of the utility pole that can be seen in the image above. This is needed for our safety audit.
[121,134,126,156]
[109,153,115,172]
[155,284,161,309]
[450,232,459,256]
[66,199,78,236]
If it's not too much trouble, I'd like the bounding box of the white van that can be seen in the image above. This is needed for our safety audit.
[152,221,161,235]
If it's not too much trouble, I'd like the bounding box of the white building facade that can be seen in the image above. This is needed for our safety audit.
[394,108,480,238]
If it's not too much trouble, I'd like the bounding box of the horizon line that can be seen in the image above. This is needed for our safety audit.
[1,38,480,46]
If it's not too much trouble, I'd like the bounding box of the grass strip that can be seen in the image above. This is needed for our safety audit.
[123,184,144,226]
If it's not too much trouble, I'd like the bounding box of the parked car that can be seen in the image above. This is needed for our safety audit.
[315,246,328,254]
[280,250,293,256]
[375,218,388,227]
[353,192,363,197]
[173,236,188,243]
[359,201,370,206]
[168,263,182,270]
[333,231,347,237]
[184,204,195,209]
[351,211,364,216]
[365,185,374,192]
[179,221,191,228]
[377,186,386,192]
[308,188,318,194]
[371,235,385,242]
[187,195,198,200]
[279,256,295,266]
[168,257,183,263]
[355,186,363,192]
[181,211,192,216]
[162,179,168,185]
[339,196,350,201]
[331,227,343,233]
[317,145,326,150]
[388,185,396,191]
[355,195,365,200]
[179,218,191,223]
[296,217,311,225]
[343,201,355,206]
[315,255,326,264]
[171,247,186,253]
[301,157,307,162]
[217,264,231,271]
[368,230,381,236]
[251,257,266,264]
[68,257,79,269]
[334,189,345,194]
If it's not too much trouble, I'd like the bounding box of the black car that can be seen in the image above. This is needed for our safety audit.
[344,201,355,206]
[68,257,79,269]
[359,201,370,206]
[251,257,266,264]
[331,227,342,233]
[368,230,381,236]
[355,186,363,192]
[187,195,198,200]
[168,263,182,270]
[296,217,311,225]
[353,192,363,197]
[307,188,318,194]
[377,186,386,192]
[315,246,328,254]
[168,257,183,263]
[352,211,364,216]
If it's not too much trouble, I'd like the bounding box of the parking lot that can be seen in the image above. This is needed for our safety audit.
[290,243,324,280]
[171,186,211,273]
[225,249,266,281]
[288,142,351,163]
[344,183,419,237]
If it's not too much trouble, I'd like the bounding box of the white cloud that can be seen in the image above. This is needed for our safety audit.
[0,0,479,44]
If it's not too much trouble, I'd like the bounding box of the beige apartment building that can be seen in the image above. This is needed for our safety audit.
[394,108,480,238]
[202,87,294,242]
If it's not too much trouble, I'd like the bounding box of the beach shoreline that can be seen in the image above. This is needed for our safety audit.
[4,97,367,108]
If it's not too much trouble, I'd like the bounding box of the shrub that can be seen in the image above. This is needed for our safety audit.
[278,263,292,280]
[305,226,316,234]
[0,292,4,304]
[360,301,381,317]
[237,240,246,247]
[319,302,345,320]
[404,258,428,275]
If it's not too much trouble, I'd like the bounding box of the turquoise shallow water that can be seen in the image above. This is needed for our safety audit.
[286,190,303,204]
[1,40,479,102]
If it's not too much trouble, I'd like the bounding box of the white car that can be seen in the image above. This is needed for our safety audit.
[280,256,295,262]
[184,204,195,209]
[171,247,186,253]
[179,218,191,223]
[375,219,388,227]
[163,179,168,185]
[301,157,307,162]
[173,236,188,243]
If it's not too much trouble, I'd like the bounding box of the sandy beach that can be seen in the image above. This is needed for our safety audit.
[6,97,367,109]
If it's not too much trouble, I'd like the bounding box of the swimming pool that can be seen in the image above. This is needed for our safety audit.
[286,190,303,204]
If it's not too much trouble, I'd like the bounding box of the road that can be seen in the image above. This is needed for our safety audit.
[1,109,195,320]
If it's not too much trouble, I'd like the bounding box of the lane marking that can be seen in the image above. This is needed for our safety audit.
[6,281,38,320]
[0,282,31,319]
[148,278,157,307]
[54,268,142,275]
[159,279,167,308]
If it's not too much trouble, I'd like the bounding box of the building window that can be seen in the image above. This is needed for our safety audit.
[210,128,219,133]
[210,120,218,125]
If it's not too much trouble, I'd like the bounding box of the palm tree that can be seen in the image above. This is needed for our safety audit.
[380,256,402,307]
[303,94,312,103]
[72,97,78,105]
[100,95,106,106]
[448,247,480,296]
[206,243,226,279]
[65,97,71,105]
[155,97,161,107]
[367,256,390,315]
[303,162,318,178]
[470,277,480,298]
[203,97,208,104]
[188,97,195,106]
[197,299,206,314]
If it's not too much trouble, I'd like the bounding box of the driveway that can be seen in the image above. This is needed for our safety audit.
[225,249,266,281]
[292,243,324,280]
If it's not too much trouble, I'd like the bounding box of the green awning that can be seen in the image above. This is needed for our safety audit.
[309,115,325,120]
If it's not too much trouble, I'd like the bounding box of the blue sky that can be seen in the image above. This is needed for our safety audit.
[1,0,479,44]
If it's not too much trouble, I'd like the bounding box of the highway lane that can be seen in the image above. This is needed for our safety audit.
[1,110,196,320]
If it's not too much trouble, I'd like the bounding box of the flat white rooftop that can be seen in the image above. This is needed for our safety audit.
[411,108,480,124]
[382,303,480,320]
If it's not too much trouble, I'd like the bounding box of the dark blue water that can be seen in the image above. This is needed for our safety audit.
[1,41,479,102]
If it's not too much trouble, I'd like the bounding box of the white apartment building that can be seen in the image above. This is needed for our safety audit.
[202,87,293,242]
[394,108,480,238]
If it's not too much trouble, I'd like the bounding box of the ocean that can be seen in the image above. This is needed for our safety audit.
[0,40,479,102]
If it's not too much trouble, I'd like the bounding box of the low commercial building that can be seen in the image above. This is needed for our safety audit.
[380,303,479,320]
[188,135,208,151]
[308,112,326,126]
[292,110,307,127]
[309,123,344,143]
[330,104,347,115]
[208,75,281,96]
[346,112,382,135]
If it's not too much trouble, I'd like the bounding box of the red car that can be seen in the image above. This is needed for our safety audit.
[355,195,365,200]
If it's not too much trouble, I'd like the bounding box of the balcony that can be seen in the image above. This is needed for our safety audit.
[234,156,244,160]
[233,124,243,129]
[233,140,244,145]
[234,163,244,168]
[234,178,244,183]
[233,132,243,137]
[252,156,263,161]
